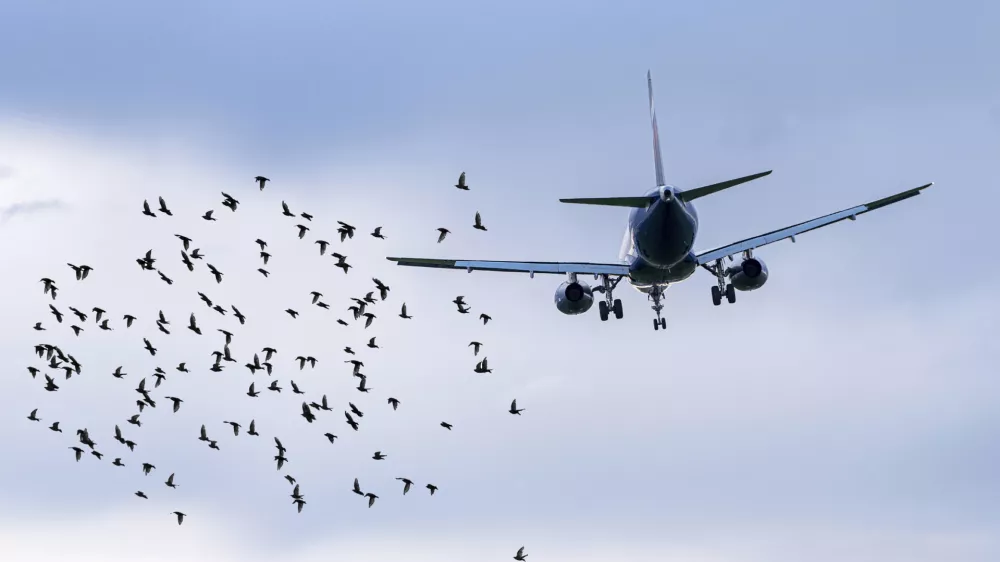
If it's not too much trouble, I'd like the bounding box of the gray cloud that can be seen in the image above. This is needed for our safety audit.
[0,199,66,224]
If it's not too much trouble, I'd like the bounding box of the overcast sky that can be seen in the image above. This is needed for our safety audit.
[1,1,998,561]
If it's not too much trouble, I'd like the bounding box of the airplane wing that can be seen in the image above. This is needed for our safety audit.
[694,182,933,265]
[385,257,629,276]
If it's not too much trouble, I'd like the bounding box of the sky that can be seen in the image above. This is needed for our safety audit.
[1,1,999,560]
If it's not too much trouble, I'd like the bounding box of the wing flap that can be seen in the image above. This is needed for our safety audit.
[386,257,629,276]
[695,182,933,265]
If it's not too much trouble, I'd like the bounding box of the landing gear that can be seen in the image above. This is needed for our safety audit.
[648,284,667,330]
[594,274,624,322]
[710,258,736,306]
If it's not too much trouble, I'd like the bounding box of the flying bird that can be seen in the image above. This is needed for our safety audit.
[473,211,487,231]
[255,175,269,190]
[514,547,528,561]
[157,196,173,216]
[509,399,525,415]
[437,228,450,243]
[371,226,385,239]
[455,171,469,190]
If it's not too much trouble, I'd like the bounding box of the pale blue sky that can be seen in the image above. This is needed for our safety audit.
[1,1,998,560]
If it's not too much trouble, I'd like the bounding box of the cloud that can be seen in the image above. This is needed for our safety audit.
[0,198,67,224]
[0,108,996,562]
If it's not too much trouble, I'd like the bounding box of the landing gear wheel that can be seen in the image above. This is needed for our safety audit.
[726,283,736,304]
[711,285,722,306]
[658,318,666,329]
[598,300,609,321]
[612,299,623,319]
[653,318,660,330]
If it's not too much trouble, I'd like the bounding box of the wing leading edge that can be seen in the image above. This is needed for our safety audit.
[385,257,629,276]
[694,182,933,265]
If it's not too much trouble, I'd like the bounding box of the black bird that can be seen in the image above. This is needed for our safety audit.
[27,409,41,422]
[473,211,487,231]
[301,212,313,221]
[352,478,364,496]
[232,306,246,324]
[455,171,469,190]
[345,412,359,431]
[136,491,148,499]
[142,463,155,475]
[224,421,241,436]
[181,251,195,272]
[221,192,239,211]
[296,224,310,239]
[371,226,385,239]
[158,270,173,285]
[207,263,223,283]
[426,483,438,495]
[437,228,450,243]
[469,341,483,355]
[514,546,528,561]
[396,478,413,494]
[315,240,329,255]
[387,398,400,410]
[143,338,157,356]
[247,420,259,436]
[67,263,93,280]
[373,451,386,460]
[258,268,270,277]
[157,196,173,216]
[202,210,216,221]
[176,234,192,250]
[367,337,379,349]
[399,303,412,319]
[33,322,45,331]
[286,309,299,319]
[480,313,492,325]
[247,383,260,397]
[301,402,316,423]
[281,201,295,217]
[509,399,525,415]
[142,200,156,217]
[365,492,378,508]
[324,433,337,444]
[255,238,268,251]
[172,512,186,525]
[440,422,453,430]
[260,251,271,264]
[165,473,178,488]
[255,176,269,190]
[165,396,183,413]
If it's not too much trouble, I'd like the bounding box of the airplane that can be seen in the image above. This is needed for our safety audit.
[387,71,933,331]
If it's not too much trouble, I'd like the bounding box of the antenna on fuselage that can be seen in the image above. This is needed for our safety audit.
[647,70,666,188]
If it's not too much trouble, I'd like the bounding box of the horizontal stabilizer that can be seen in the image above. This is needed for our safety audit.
[677,170,773,203]
[558,196,655,208]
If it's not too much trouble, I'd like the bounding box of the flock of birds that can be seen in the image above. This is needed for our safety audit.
[24,172,530,561]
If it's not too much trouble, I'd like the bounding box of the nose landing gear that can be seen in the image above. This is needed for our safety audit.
[649,284,667,330]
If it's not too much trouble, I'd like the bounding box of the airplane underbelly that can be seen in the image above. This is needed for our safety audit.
[628,253,697,287]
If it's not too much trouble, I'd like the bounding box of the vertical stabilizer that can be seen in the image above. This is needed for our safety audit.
[647,70,666,188]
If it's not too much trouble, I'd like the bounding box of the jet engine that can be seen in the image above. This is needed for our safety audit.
[554,280,594,315]
[726,257,769,291]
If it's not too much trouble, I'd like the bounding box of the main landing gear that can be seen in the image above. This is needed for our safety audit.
[649,284,667,331]
[595,274,623,322]
[710,257,737,306]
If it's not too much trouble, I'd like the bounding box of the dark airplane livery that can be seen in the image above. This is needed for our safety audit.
[388,71,933,330]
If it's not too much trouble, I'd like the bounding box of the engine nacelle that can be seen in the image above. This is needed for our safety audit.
[726,257,769,291]
[554,280,594,315]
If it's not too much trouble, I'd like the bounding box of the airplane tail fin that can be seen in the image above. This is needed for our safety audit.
[676,170,773,203]
[648,70,666,188]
